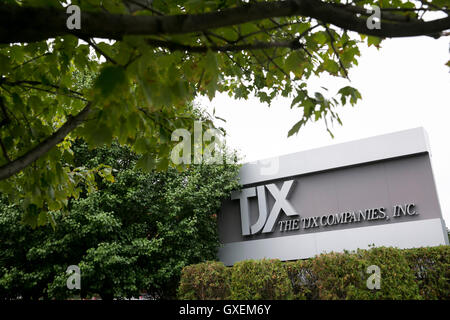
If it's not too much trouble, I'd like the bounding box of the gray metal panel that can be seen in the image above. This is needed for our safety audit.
[239,127,430,186]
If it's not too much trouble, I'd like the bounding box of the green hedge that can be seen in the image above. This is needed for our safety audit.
[229,259,293,300]
[178,246,449,300]
[404,246,449,299]
[177,261,231,300]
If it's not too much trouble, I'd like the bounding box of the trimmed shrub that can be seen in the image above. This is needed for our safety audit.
[311,247,420,299]
[404,246,450,299]
[178,246,449,300]
[285,259,318,300]
[230,259,293,300]
[178,261,231,300]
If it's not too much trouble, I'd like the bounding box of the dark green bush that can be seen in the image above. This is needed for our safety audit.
[0,142,240,300]
[404,246,450,299]
[177,261,231,300]
[311,247,420,299]
[178,246,449,300]
[229,259,293,300]
[285,259,318,300]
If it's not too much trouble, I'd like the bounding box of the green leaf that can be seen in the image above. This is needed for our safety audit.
[321,59,339,75]
[37,210,48,226]
[203,50,219,100]
[86,123,114,147]
[94,66,127,96]
[312,31,328,45]
[285,52,304,77]
[0,53,11,73]
[287,119,305,137]
[291,89,306,108]
[136,153,156,172]
[367,36,382,48]
[303,99,315,118]
[338,86,362,106]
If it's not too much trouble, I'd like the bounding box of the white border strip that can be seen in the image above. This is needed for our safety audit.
[239,127,430,186]
[218,218,448,266]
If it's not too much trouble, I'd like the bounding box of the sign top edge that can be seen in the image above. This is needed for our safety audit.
[239,127,430,186]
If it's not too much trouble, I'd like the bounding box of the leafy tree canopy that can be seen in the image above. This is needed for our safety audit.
[0,140,240,299]
[0,0,448,221]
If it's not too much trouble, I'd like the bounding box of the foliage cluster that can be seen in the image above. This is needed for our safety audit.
[0,141,240,300]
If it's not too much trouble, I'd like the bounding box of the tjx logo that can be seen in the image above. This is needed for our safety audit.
[232,180,299,236]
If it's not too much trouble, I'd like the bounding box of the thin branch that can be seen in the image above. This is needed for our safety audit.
[146,38,305,52]
[82,37,118,65]
[235,20,308,43]
[196,67,205,93]
[260,49,290,78]
[0,87,20,126]
[0,97,10,128]
[124,52,142,69]
[137,107,174,134]
[0,102,92,180]
[202,30,235,44]
[323,25,350,80]
[334,4,421,23]
[2,80,85,97]
[2,80,87,101]
[18,109,34,139]
[250,49,316,107]
[224,52,250,77]
[417,0,448,13]
[124,0,164,16]
[0,137,10,162]
[380,7,449,13]
[12,53,51,70]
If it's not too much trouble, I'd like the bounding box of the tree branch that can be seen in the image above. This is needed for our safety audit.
[0,97,10,128]
[2,79,87,101]
[1,0,449,44]
[0,102,92,180]
[81,37,118,65]
[12,53,51,70]
[0,137,11,163]
[146,38,304,52]
[237,22,319,43]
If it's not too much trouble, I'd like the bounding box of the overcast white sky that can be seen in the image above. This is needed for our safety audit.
[197,36,450,227]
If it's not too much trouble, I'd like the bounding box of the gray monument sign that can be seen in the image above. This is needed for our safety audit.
[217,128,449,265]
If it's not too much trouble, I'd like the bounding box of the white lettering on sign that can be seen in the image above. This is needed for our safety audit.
[231,180,299,236]
[232,182,418,236]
